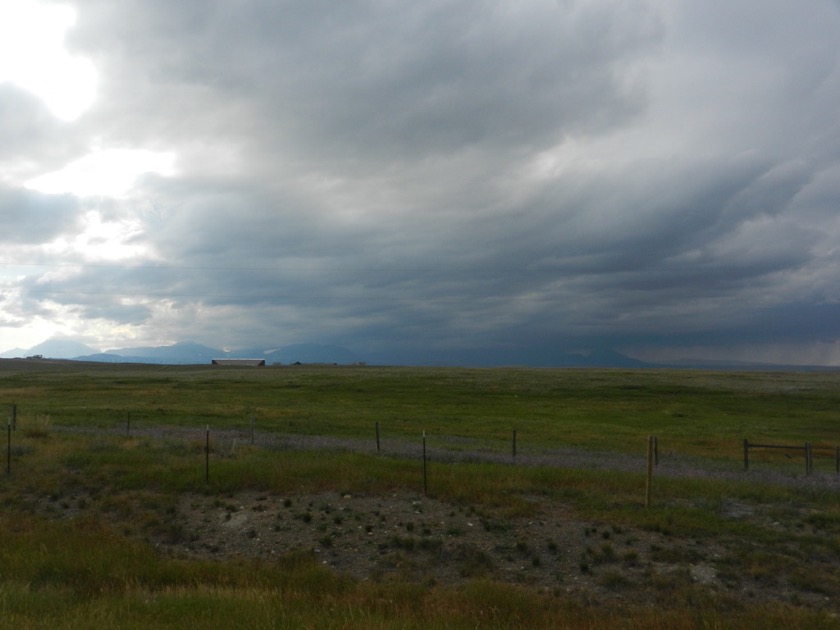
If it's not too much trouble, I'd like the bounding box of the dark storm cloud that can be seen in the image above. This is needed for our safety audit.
[0,187,80,243]
[6,0,840,364]
[0,84,92,183]
[0,86,58,161]
[71,0,658,160]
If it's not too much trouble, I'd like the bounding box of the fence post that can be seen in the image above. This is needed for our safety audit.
[11,404,16,431]
[375,421,380,454]
[743,439,749,471]
[205,425,210,483]
[126,411,131,437]
[653,436,659,467]
[512,429,517,458]
[250,415,255,445]
[645,436,654,508]
[422,431,428,497]
[835,446,839,475]
[805,442,812,475]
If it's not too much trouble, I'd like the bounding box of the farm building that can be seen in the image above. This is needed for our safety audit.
[211,358,266,366]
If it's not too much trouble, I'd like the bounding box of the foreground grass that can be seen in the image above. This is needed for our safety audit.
[2,587,837,630]
[3,362,840,627]
[4,427,840,627]
[1,513,838,630]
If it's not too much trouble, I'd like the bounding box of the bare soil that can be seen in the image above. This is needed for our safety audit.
[168,489,705,602]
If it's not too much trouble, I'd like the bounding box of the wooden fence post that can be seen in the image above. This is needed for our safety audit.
[375,421,380,454]
[422,431,428,497]
[126,411,131,437]
[805,442,812,475]
[645,436,654,508]
[512,429,517,458]
[205,425,210,483]
[653,436,659,467]
[743,439,749,471]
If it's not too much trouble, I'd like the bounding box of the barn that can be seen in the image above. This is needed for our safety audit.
[211,358,266,366]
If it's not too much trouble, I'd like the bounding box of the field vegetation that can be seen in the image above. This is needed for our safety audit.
[2,359,840,628]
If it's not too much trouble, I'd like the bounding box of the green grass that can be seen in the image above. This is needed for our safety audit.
[4,363,840,458]
[3,362,840,627]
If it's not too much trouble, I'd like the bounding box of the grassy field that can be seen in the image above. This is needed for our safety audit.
[2,359,840,628]
[5,360,840,453]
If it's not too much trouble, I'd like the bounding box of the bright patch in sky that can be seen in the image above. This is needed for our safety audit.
[43,210,151,262]
[0,0,97,121]
[25,148,177,197]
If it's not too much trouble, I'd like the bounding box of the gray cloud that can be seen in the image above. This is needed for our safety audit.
[69,0,659,168]
[5,0,840,364]
[0,187,80,243]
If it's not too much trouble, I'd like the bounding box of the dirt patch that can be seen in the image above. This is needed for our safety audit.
[167,489,683,601]
[130,487,826,613]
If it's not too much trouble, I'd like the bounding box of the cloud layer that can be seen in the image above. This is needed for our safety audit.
[3,0,840,364]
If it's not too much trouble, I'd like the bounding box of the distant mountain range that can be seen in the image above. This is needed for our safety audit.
[0,339,364,366]
[2,338,650,367]
[4,338,835,369]
[2,338,96,360]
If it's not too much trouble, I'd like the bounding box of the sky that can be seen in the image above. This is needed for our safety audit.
[2,0,840,366]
